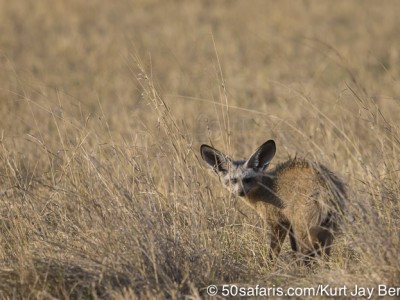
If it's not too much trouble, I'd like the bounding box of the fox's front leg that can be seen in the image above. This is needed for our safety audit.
[288,226,298,252]
[268,222,291,260]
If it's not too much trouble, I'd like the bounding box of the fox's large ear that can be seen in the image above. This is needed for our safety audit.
[245,140,276,171]
[200,145,231,173]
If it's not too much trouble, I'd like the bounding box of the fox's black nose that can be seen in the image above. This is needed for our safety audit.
[238,190,246,197]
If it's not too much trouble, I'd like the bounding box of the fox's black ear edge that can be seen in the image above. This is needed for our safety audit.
[199,144,220,166]
[200,144,212,159]
[245,139,276,170]
[268,140,276,154]
[200,144,231,173]
[265,139,276,148]
[200,144,211,150]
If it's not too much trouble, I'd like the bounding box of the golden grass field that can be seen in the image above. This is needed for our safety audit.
[1,0,400,298]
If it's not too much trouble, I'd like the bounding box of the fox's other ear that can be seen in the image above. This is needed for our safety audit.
[246,140,276,171]
[200,144,231,173]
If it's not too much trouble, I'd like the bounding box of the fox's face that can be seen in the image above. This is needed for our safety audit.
[200,140,276,197]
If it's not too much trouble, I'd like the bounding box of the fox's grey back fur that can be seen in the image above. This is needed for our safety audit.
[200,140,346,261]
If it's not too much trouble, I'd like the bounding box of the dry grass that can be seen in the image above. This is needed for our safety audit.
[0,0,399,298]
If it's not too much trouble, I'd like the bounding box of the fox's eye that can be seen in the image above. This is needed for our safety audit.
[243,177,252,184]
[230,178,238,184]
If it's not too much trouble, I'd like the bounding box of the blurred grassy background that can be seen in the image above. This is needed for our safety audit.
[1,0,399,298]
